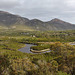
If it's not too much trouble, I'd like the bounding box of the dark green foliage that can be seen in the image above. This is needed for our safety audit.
[0,55,11,74]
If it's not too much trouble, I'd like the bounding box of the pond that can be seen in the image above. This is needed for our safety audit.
[18,44,51,54]
[18,44,36,53]
[70,43,75,45]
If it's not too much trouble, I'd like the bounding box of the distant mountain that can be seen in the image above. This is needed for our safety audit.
[46,18,75,30]
[0,11,75,31]
[0,11,29,25]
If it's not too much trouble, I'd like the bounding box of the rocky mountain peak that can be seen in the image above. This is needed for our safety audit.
[0,11,10,14]
[51,18,64,22]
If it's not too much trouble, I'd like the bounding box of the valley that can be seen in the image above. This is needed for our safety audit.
[0,11,75,75]
[0,29,75,75]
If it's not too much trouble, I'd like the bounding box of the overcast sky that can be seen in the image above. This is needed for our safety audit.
[0,0,75,23]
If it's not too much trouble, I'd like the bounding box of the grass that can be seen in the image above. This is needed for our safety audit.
[0,29,75,75]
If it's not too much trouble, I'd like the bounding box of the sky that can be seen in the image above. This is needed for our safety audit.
[0,0,75,23]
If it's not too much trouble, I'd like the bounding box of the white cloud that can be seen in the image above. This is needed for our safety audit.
[0,0,20,9]
[0,0,75,23]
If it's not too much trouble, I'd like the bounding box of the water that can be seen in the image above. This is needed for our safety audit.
[18,44,51,54]
[18,44,36,53]
[70,43,75,45]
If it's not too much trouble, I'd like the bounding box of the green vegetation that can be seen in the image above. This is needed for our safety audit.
[0,29,75,75]
[30,44,50,50]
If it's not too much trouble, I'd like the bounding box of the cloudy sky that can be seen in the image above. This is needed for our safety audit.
[0,0,75,23]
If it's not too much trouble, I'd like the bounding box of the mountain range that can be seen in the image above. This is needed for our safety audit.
[0,11,75,31]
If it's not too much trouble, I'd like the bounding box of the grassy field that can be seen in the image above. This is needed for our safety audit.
[0,29,75,75]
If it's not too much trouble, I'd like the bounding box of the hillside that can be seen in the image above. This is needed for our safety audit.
[0,11,75,31]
